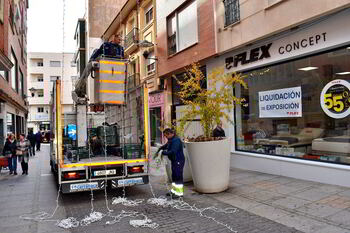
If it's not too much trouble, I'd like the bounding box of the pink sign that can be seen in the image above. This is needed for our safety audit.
[149,92,164,107]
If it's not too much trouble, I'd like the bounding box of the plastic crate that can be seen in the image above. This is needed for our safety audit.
[123,144,142,159]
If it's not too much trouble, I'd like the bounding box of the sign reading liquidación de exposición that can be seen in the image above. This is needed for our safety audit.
[259,86,302,118]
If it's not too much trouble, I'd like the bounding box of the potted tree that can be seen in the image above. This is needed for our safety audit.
[175,63,247,193]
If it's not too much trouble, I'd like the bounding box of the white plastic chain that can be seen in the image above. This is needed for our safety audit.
[80,211,105,226]
[129,213,159,229]
[111,197,144,207]
[147,197,238,232]
[56,217,79,229]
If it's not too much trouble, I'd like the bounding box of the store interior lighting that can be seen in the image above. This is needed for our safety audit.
[298,66,319,71]
[336,71,350,75]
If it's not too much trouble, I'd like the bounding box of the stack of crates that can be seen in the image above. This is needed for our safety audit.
[97,125,119,147]
[77,146,89,160]
[123,144,142,159]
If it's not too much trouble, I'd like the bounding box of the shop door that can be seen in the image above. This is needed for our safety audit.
[16,115,21,138]
[0,119,4,153]
[150,107,161,146]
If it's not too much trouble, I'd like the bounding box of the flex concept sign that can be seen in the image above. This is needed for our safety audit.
[221,9,350,73]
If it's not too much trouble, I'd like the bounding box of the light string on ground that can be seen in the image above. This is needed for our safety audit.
[103,104,113,213]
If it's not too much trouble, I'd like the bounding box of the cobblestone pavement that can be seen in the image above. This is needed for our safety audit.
[1,144,348,232]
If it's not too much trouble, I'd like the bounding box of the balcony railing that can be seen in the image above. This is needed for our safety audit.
[127,73,140,90]
[168,33,176,56]
[124,28,139,49]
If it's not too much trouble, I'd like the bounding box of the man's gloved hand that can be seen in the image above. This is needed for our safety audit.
[152,149,161,160]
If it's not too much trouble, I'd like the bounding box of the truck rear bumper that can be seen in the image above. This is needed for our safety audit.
[61,175,149,193]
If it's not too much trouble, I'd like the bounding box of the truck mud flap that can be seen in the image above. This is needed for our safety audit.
[111,176,149,189]
[62,180,106,193]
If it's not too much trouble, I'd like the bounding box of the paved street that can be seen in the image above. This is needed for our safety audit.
[0,144,349,233]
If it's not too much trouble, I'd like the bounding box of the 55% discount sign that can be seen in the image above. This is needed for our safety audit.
[320,79,350,119]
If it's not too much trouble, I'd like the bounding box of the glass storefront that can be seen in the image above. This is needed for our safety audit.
[235,45,350,165]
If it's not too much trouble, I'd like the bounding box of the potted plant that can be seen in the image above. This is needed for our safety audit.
[175,63,247,193]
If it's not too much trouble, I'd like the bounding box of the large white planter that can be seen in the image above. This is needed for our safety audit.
[185,138,231,193]
[165,146,193,183]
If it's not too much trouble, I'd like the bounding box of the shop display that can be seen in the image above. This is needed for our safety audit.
[234,45,350,166]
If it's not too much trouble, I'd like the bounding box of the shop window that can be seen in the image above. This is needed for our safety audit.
[223,0,240,27]
[167,0,198,56]
[234,46,350,166]
[6,113,14,134]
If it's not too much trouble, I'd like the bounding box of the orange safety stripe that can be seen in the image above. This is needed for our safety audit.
[60,159,148,168]
[99,90,126,94]
[99,70,125,75]
[99,61,125,65]
[99,80,125,84]
[103,100,125,104]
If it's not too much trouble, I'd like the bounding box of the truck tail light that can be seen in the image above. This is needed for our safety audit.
[128,166,144,174]
[63,172,81,180]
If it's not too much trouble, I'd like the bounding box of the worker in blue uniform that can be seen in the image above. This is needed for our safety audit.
[155,128,185,198]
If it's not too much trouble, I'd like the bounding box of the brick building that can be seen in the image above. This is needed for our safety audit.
[156,0,217,137]
[0,0,29,152]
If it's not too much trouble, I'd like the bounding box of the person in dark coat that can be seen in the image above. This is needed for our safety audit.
[27,131,36,156]
[3,133,18,175]
[155,128,185,198]
[212,121,226,138]
[35,130,42,151]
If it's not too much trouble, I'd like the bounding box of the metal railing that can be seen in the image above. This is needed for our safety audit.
[127,73,140,90]
[224,0,240,27]
[124,28,139,49]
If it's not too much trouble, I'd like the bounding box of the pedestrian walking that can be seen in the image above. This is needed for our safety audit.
[27,131,36,156]
[17,134,30,175]
[155,128,185,198]
[212,121,226,138]
[3,133,18,175]
[35,130,42,151]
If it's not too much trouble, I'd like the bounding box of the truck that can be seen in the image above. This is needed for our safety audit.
[50,56,151,193]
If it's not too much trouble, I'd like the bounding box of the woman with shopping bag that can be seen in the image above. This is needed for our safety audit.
[3,133,17,175]
[17,134,30,175]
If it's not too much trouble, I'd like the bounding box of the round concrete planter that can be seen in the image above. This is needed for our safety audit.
[165,146,193,183]
[185,138,230,193]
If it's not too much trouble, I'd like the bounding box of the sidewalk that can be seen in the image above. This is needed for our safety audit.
[201,168,350,233]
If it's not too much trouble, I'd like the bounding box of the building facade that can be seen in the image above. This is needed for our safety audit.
[101,0,157,144]
[27,52,75,133]
[0,0,28,152]
[156,0,217,139]
[206,0,350,187]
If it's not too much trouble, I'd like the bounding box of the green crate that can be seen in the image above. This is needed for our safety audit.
[123,144,142,159]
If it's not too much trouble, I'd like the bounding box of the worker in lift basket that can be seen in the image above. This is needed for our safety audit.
[154,128,185,198]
